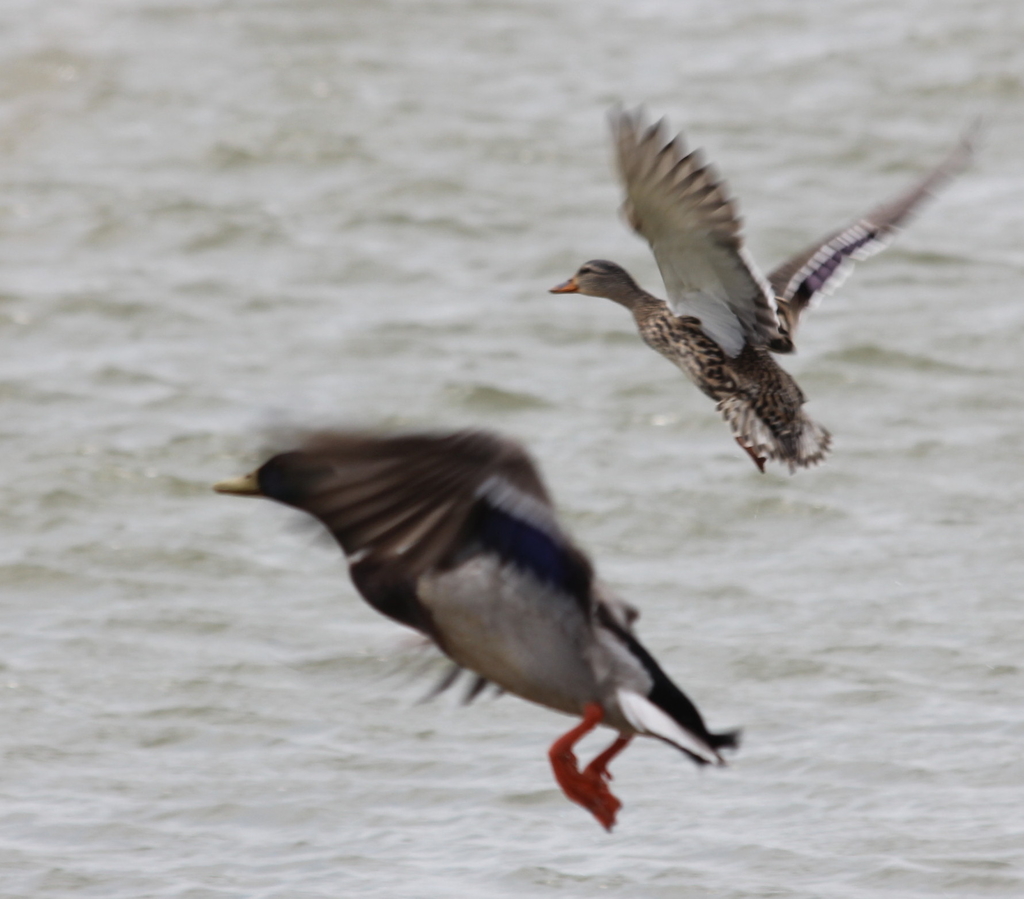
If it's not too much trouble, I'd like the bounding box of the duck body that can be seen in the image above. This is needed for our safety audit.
[635,303,829,470]
[215,429,737,829]
[417,556,647,730]
[631,298,732,400]
[554,260,830,471]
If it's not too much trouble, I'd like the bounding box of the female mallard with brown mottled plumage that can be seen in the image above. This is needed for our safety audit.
[552,108,972,472]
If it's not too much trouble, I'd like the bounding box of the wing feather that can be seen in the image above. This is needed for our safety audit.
[768,124,977,350]
[611,106,782,357]
[251,430,591,603]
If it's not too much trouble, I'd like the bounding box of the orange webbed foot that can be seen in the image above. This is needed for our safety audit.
[548,704,633,831]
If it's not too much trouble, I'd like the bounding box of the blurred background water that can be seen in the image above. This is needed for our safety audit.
[1,1,1022,896]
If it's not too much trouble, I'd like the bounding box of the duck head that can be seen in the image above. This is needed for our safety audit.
[213,452,314,504]
[549,260,643,308]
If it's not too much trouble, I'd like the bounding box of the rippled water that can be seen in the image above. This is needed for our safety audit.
[2,1,1023,896]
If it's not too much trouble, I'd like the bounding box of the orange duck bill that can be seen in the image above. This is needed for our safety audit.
[548,703,633,831]
[549,276,579,293]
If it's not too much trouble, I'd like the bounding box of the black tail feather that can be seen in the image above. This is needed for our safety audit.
[709,728,741,751]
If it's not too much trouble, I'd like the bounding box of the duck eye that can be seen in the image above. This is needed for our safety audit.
[579,266,593,275]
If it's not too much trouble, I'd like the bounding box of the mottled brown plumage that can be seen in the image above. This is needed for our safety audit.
[553,109,972,470]
[551,108,832,472]
[552,262,829,471]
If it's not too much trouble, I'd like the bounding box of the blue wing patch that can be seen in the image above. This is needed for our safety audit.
[474,500,591,608]
[787,223,888,303]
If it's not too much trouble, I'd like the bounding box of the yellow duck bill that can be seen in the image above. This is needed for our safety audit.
[212,471,261,496]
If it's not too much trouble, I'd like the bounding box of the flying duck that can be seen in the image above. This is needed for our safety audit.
[552,108,972,472]
[214,429,738,830]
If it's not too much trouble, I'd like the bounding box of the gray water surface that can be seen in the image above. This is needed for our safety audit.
[1,1,1023,897]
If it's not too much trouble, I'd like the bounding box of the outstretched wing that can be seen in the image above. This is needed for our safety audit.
[768,125,976,351]
[251,429,595,614]
[611,106,782,357]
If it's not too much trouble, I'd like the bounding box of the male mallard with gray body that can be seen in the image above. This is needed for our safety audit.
[215,429,738,830]
[553,108,973,472]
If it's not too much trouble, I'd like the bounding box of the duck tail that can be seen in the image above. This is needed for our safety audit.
[597,608,740,767]
[708,728,742,751]
[616,689,724,765]
[717,394,832,473]
[616,688,740,763]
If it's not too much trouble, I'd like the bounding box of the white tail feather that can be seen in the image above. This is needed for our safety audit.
[717,396,831,472]
[616,689,722,765]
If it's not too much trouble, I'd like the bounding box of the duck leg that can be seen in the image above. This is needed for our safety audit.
[548,703,630,831]
[583,733,633,784]
[735,438,766,473]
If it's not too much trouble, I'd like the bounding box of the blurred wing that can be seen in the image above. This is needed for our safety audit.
[472,474,594,609]
[768,124,976,348]
[255,429,593,607]
[611,107,781,357]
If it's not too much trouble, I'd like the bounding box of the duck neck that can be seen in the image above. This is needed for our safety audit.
[618,289,669,327]
[600,275,664,315]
